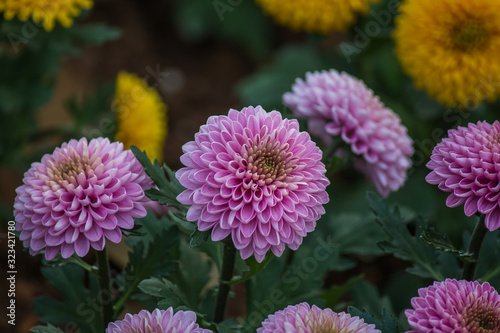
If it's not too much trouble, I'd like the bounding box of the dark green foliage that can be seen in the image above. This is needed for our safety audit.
[367,192,446,280]
[170,0,271,59]
[33,265,103,333]
[131,146,188,213]
[30,324,65,333]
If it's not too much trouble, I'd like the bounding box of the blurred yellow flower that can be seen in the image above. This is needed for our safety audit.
[254,0,378,34]
[394,0,500,108]
[0,0,93,31]
[114,71,168,163]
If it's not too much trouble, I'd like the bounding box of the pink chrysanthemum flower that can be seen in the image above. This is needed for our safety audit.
[106,308,213,333]
[426,120,500,231]
[283,69,414,197]
[14,137,151,260]
[257,302,381,333]
[176,106,329,262]
[405,279,500,333]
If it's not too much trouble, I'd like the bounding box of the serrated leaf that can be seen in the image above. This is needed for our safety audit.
[115,219,181,316]
[33,265,102,333]
[244,230,355,332]
[125,212,175,250]
[131,146,187,212]
[169,241,214,312]
[366,192,444,280]
[348,306,380,328]
[328,213,386,256]
[420,226,474,262]
[167,210,195,235]
[349,280,393,317]
[380,308,399,333]
[348,307,398,333]
[139,277,192,310]
[189,227,211,248]
[30,324,65,333]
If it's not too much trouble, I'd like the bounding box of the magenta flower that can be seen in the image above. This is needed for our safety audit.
[106,308,213,333]
[405,279,500,333]
[14,137,152,260]
[257,302,381,333]
[176,105,329,262]
[426,121,500,230]
[283,69,414,197]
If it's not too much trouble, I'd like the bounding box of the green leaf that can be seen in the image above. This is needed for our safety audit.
[367,192,444,280]
[328,213,386,256]
[189,227,211,248]
[114,217,181,316]
[33,265,102,333]
[348,307,399,333]
[476,231,500,283]
[170,241,214,312]
[230,254,274,284]
[348,306,380,328]
[321,275,364,309]
[243,228,356,332]
[126,225,180,279]
[420,226,474,262]
[349,280,393,317]
[71,23,121,45]
[139,277,193,310]
[136,236,214,315]
[125,212,176,250]
[131,146,187,212]
[30,324,65,333]
[215,320,243,333]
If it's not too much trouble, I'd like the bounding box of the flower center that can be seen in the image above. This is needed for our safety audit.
[242,139,296,187]
[304,313,345,333]
[465,303,500,333]
[46,148,93,186]
[53,160,87,181]
[451,21,487,51]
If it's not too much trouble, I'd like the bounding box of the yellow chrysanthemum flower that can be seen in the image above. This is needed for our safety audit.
[0,0,93,32]
[114,71,168,163]
[254,0,378,34]
[394,0,500,108]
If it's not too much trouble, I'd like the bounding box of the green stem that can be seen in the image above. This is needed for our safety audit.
[462,215,488,281]
[96,247,113,327]
[71,256,98,275]
[113,275,141,318]
[213,241,237,323]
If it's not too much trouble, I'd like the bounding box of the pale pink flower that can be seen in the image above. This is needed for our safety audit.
[14,137,151,260]
[257,302,381,333]
[176,106,329,262]
[405,279,500,332]
[283,69,413,197]
[106,308,212,333]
